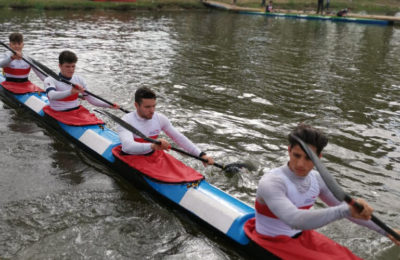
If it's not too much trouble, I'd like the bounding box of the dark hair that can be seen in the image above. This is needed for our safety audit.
[135,87,156,104]
[59,50,78,64]
[9,33,23,44]
[288,123,328,155]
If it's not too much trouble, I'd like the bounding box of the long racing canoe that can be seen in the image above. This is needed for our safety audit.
[0,75,278,259]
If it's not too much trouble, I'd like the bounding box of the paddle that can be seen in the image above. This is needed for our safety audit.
[95,109,248,173]
[291,134,400,241]
[0,41,129,113]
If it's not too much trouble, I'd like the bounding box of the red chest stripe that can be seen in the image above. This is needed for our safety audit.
[255,200,313,219]
[59,93,79,101]
[4,67,31,75]
[134,135,158,143]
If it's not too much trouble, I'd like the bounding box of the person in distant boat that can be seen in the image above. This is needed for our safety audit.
[0,33,46,87]
[117,87,214,166]
[325,0,330,12]
[316,0,324,14]
[265,0,273,12]
[337,8,349,17]
[244,123,400,259]
[44,50,118,112]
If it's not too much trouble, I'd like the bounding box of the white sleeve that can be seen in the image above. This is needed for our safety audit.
[0,52,12,68]
[258,172,350,230]
[44,77,72,100]
[24,57,46,81]
[118,113,152,155]
[158,114,201,156]
[317,174,387,235]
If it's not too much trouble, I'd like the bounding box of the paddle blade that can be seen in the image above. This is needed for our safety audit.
[221,162,254,174]
[291,134,346,202]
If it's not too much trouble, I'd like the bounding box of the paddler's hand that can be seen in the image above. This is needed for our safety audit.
[11,50,23,60]
[111,103,120,109]
[388,229,400,246]
[71,84,85,95]
[349,198,373,220]
[151,138,171,151]
[200,154,214,167]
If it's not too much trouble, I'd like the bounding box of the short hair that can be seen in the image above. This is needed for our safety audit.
[9,33,23,44]
[135,87,156,104]
[59,50,78,65]
[288,123,328,155]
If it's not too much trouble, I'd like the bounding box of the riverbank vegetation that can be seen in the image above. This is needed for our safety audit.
[0,0,399,15]
[0,0,204,11]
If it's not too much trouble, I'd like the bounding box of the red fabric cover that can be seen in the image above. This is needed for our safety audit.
[244,218,362,260]
[59,93,79,101]
[112,145,204,183]
[1,81,44,94]
[43,105,104,126]
[3,67,31,75]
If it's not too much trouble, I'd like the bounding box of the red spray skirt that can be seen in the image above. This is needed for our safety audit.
[244,218,362,260]
[112,145,204,183]
[43,105,104,126]
[1,81,44,94]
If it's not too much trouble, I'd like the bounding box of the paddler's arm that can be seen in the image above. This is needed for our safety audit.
[44,76,80,100]
[259,173,350,230]
[0,51,13,67]
[160,113,214,165]
[317,173,391,236]
[117,113,153,155]
[24,56,47,81]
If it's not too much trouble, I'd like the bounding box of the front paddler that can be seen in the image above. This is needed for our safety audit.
[115,87,214,183]
[43,50,118,125]
[245,123,400,259]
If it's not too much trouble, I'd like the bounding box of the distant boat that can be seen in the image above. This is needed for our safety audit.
[203,0,397,26]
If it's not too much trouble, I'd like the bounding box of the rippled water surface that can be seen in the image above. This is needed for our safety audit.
[1,8,400,259]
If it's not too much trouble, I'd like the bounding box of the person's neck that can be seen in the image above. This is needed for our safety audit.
[59,72,72,81]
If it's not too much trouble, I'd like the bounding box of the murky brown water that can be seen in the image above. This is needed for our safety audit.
[1,8,400,259]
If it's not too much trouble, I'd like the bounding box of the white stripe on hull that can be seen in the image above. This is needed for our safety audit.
[24,96,47,114]
[79,129,112,155]
[179,188,242,233]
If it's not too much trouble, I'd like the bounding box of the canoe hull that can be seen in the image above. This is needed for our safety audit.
[0,77,277,258]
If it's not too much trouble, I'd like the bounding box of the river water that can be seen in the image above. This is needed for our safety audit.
[0,8,400,260]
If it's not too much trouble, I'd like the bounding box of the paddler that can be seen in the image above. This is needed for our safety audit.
[44,50,119,112]
[0,33,46,89]
[115,87,214,182]
[245,123,400,259]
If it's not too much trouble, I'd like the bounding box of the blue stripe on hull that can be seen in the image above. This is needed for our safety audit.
[240,11,390,25]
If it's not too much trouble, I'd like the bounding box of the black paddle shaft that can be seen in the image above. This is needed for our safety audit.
[94,109,227,170]
[0,41,129,113]
[292,135,400,241]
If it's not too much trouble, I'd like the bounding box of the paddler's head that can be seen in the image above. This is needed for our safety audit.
[287,123,328,177]
[9,32,24,53]
[135,87,157,120]
[58,50,77,79]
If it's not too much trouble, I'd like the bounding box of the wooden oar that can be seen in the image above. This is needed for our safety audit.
[0,41,129,113]
[95,109,249,173]
[291,134,400,241]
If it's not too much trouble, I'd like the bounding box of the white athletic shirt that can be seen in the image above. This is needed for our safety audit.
[118,111,202,156]
[0,51,46,80]
[44,74,110,111]
[256,164,386,237]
